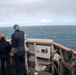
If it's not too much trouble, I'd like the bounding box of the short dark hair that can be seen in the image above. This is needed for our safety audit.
[13,24,19,30]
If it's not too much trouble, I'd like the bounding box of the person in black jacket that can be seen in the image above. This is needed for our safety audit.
[0,34,11,75]
[11,24,27,75]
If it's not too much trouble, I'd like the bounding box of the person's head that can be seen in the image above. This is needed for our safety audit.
[13,24,20,31]
[0,34,6,40]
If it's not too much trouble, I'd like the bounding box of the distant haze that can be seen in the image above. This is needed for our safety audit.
[0,0,76,27]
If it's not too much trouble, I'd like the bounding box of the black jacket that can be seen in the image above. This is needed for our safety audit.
[11,30,25,51]
[0,39,11,55]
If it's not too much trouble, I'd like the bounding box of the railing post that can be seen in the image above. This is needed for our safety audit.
[51,44,55,74]
[34,43,38,70]
[59,48,64,75]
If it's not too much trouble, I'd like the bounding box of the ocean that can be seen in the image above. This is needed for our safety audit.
[0,25,76,50]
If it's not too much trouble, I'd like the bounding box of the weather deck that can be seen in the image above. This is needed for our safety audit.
[28,68,52,75]
[11,65,52,75]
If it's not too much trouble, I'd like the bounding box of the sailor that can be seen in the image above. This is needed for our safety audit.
[11,24,27,75]
[0,34,11,75]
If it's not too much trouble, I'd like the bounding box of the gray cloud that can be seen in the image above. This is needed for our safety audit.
[0,0,76,26]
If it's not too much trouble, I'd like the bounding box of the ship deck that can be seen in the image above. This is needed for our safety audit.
[28,68,52,75]
[0,63,52,75]
[11,66,52,75]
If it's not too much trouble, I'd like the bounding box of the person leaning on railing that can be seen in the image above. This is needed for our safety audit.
[11,24,27,75]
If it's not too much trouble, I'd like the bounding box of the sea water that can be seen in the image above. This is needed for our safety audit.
[0,25,76,50]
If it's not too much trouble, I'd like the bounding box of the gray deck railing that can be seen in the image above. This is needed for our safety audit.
[26,39,76,75]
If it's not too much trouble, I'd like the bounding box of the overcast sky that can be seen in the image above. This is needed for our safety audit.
[0,0,76,27]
